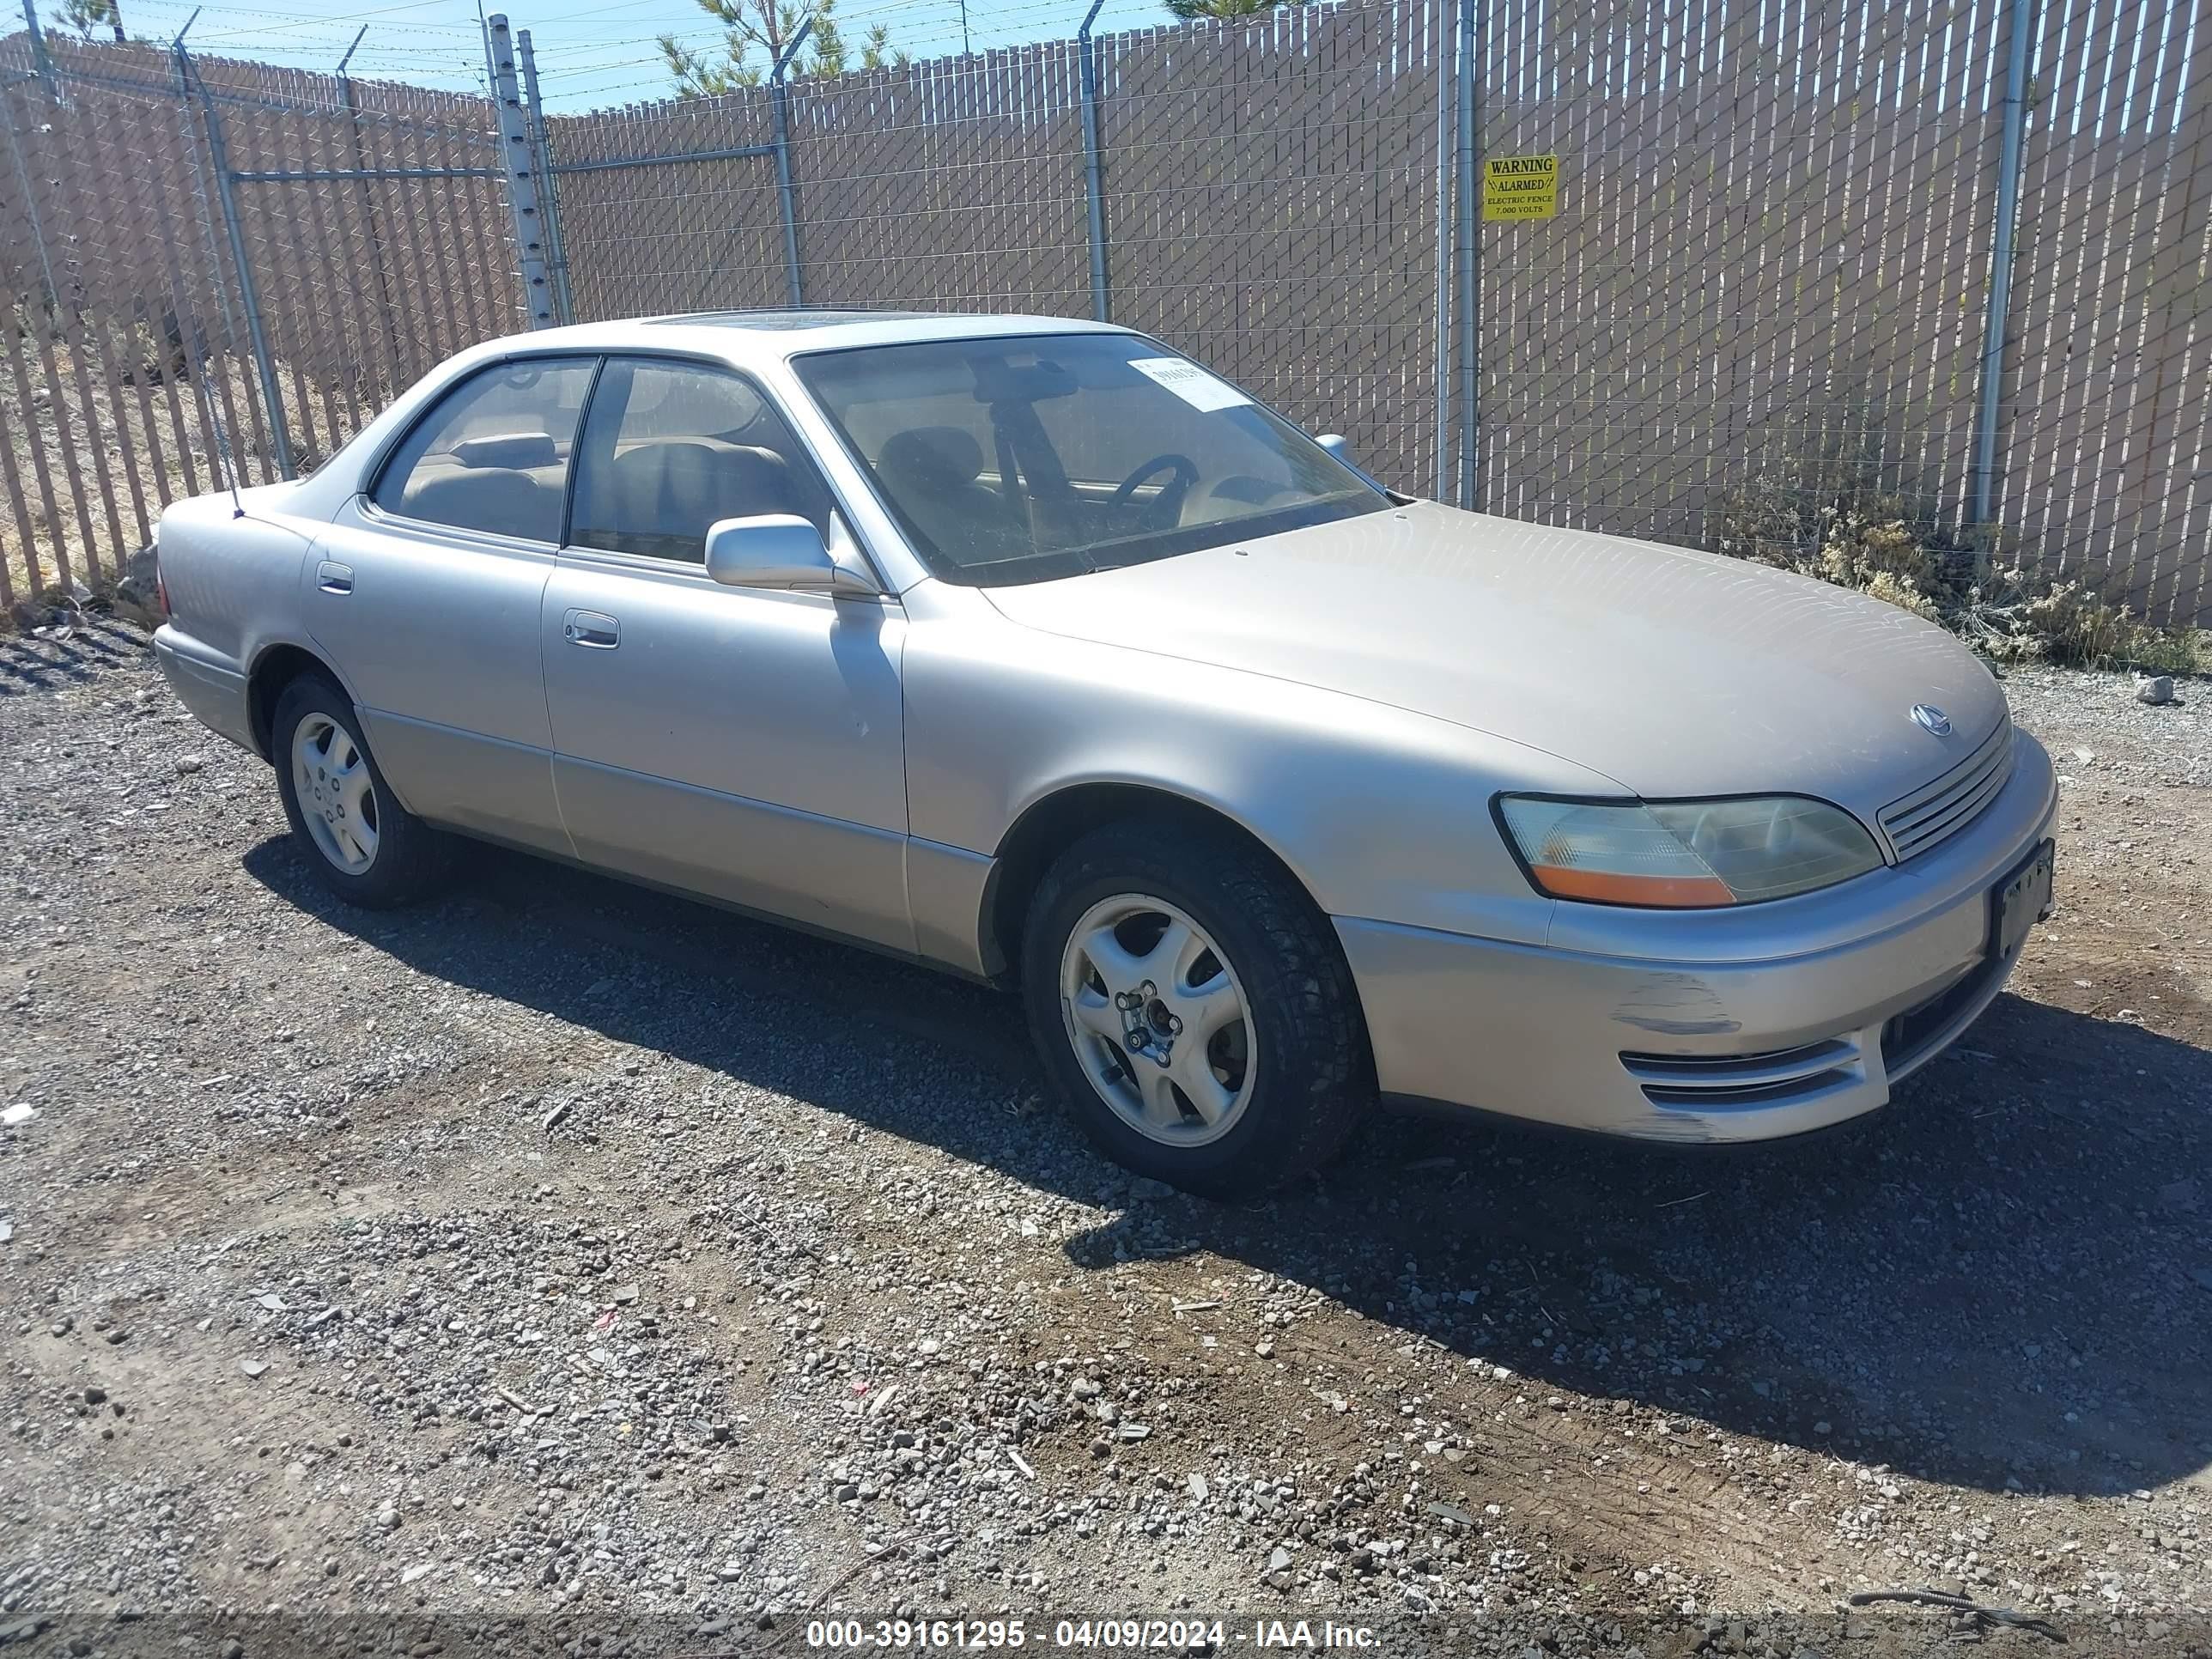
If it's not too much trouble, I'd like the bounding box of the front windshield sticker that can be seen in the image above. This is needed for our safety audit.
[1128,356,1252,413]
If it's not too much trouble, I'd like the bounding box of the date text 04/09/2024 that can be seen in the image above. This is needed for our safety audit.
[802,1619,1381,1650]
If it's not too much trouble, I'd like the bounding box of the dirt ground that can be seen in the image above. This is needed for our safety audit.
[0,630,2206,1659]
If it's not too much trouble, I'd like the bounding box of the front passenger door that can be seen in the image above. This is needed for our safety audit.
[540,356,912,953]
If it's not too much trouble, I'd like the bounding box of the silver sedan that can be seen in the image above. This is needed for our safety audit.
[152,311,2057,1194]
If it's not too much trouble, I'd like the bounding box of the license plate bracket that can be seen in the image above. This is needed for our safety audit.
[1990,838,2055,963]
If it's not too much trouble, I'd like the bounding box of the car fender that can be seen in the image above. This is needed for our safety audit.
[901,595,1623,953]
[246,632,380,750]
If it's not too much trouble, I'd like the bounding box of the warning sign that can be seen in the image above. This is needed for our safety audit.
[1483,154,1559,222]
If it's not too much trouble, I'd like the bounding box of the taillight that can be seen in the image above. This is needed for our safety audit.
[155,556,171,619]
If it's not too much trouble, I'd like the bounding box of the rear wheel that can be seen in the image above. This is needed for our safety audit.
[271,674,451,908]
[1021,817,1372,1195]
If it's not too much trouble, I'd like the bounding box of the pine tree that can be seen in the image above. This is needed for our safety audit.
[661,0,900,95]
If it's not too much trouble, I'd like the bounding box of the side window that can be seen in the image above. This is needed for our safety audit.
[568,358,835,563]
[372,358,595,544]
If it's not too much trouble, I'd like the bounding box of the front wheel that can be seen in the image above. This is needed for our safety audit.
[271,673,452,908]
[1021,817,1374,1196]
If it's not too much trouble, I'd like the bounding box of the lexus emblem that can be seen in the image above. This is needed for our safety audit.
[1910,703,1953,736]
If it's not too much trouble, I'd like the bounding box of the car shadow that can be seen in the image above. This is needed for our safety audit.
[0,617,143,693]
[242,833,2212,1501]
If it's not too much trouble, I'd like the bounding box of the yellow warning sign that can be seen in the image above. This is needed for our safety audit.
[1483,154,1559,222]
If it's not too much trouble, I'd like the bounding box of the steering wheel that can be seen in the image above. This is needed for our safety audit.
[1108,453,1200,526]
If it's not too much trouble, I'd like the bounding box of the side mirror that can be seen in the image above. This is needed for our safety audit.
[703,514,878,596]
[1315,433,1353,466]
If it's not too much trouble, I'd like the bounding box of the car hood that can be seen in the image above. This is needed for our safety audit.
[981,501,2008,823]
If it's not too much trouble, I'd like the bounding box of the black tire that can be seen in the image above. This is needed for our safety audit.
[270,672,452,908]
[1020,815,1373,1196]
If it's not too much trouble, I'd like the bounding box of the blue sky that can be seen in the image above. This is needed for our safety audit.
[40,0,1172,108]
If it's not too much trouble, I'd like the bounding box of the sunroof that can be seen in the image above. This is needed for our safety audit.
[643,309,936,331]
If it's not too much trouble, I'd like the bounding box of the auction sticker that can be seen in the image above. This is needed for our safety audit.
[1130,356,1251,412]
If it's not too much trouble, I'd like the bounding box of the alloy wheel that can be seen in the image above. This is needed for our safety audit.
[1057,893,1255,1146]
[290,712,380,875]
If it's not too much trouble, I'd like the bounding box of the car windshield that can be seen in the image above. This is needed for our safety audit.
[793,333,1389,585]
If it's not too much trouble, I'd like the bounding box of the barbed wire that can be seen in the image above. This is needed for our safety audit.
[25,0,2203,133]
[31,0,1143,109]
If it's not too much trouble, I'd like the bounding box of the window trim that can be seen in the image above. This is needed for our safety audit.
[553,349,889,597]
[562,354,844,571]
[362,351,605,547]
[360,345,895,592]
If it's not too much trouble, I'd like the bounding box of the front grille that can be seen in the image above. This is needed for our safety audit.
[1620,1037,1862,1109]
[1879,716,2014,862]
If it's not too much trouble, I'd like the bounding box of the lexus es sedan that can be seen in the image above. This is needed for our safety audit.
[152,311,2056,1194]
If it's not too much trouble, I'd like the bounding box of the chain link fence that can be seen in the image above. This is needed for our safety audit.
[0,29,521,599]
[2002,0,2211,623]
[1476,1,2013,557]
[1,0,2206,626]
[547,1,1452,502]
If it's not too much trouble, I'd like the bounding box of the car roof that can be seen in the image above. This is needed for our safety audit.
[495,309,1133,362]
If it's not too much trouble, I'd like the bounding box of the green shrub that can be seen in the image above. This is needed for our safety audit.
[1709,459,2204,676]
[1961,568,2212,677]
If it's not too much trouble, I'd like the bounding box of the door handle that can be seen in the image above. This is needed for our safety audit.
[562,608,619,649]
[317,560,354,595]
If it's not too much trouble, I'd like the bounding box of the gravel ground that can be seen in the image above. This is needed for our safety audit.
[0,629,2207,1659]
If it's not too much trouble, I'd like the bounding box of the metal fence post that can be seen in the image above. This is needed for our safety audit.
[1,74,58,306]
[17,0,55,100]
[336,27,408,392]
[769,19,814,310]
[1430,2,1453,501]
[1453,0,1480,510]
[176,38,295,479]
[483,14,557,330]
[1078,0,1111,324]
[516,28,574,326]
[1971,0,2039,544]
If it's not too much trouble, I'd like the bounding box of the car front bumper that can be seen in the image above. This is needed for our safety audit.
[1334,729,2058,1142]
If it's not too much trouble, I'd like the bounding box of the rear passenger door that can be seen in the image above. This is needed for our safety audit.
[307,355,596,856]
[539,356,912,953]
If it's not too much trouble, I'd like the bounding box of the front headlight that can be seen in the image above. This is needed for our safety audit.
[1496,794,1883,907]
